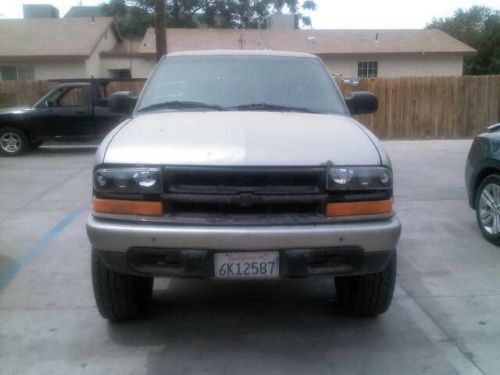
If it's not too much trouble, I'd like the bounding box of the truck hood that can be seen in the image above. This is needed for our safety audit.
[103,111,381,166]
[0,106,33,115]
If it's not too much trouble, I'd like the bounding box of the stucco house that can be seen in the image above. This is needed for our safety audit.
[0,17,120,80]
[138,28,476,78]
[0,17,476,81]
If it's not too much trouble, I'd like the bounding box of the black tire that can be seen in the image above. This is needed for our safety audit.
[91,250,153,322]
[0,127,29,156]
[30,140,43,150]
[475,174,500,245]
[335,253,396,316]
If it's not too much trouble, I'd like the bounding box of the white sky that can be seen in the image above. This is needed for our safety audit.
[0,0,499,28]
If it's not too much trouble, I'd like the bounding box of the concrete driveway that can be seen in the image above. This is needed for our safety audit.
[1,140,499,375]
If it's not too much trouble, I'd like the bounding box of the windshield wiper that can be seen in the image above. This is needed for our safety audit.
[137,100,225,113]
[137,101,323,114]
[229,103,321,114]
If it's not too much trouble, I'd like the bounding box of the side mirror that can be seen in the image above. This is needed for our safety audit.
[46,100,55,108]
[109,91,137,114]
[345,91,378,115]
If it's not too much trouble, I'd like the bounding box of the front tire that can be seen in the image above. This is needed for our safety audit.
[335,253,396,316]
[475,174,500,245]
[91,250,153,321]
[0,127,29,156]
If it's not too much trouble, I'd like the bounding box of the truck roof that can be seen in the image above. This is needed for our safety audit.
[166,50,318,59]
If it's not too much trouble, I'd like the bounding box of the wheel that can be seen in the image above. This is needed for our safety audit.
[335,253,396,316]
[475,174,500,245]
[0,127,29,156]
[30,140,43,150]
[91,249,153,321]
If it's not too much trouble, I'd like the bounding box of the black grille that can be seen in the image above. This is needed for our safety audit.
[169,200,324,215]
[162,166,326,217]
[163,166,325,194]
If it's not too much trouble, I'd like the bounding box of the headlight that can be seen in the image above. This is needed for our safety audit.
[326,166,392,191]
[94,167,162,194]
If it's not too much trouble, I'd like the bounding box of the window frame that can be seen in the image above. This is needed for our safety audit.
[0,65,34,81]
[108,69,132,79]
[17,65,35,81]
[357,61,378,78]
[58,87,88,107]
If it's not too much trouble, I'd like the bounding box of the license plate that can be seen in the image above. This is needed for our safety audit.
[214,251,279,279]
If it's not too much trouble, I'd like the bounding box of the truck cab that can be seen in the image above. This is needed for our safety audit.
[0,81,129,155]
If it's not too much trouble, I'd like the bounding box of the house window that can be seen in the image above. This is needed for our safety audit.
[17,66,35,81]
[108,69,131,79]
[357,61,378,78]
[0,66,34,81]
[0,66,17,81]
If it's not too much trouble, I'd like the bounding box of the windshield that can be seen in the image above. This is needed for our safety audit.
[136,55,348,115]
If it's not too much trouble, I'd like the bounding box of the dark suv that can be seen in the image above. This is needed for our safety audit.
[466,123,500,244]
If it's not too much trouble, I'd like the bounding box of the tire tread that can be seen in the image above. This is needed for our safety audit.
[335,254,396,316]
[91,250,153,321]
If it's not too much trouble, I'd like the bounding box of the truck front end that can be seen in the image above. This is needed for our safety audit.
[87,51,401,321]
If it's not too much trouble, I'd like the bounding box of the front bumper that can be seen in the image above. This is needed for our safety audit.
[87,215,401,278]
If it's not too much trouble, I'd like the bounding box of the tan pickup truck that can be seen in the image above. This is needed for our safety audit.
[87,50,401,321]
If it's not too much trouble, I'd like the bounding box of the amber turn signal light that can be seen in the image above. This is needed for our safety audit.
[93,197,164,217]
[325,199,392,217]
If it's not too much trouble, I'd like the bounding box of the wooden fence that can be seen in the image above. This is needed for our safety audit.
[0,81,56,109]
[335,75,500,139]
[1,76,499,139]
